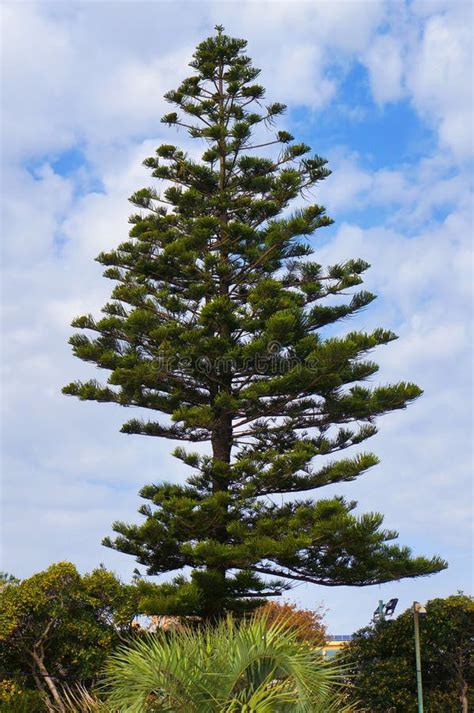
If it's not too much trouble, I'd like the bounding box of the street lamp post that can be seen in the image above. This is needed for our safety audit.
[378,599,384,620]
[413,601,426,713]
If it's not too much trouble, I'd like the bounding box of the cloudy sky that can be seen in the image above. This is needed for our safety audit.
[1,0,472,633]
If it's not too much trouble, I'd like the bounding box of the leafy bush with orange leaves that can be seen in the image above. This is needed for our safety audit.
[255,600,327,646]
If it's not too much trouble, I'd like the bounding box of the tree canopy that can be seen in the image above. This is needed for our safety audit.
[63,26,446,618]
[256,600,327,647]
[339,593,473,712]
[0,562,139,710]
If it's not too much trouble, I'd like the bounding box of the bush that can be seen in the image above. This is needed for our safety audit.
[0,679,45,712]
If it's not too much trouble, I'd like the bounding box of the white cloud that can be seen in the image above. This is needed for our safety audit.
[358,3,473,159]
[364,34,404,104]
[408,12,473,158]
[0,4,76,159]
[317,148,472,232]
[0,3,195,162]
[1,164,74,264]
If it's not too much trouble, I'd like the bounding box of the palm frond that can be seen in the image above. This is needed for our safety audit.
[103,613,359,712]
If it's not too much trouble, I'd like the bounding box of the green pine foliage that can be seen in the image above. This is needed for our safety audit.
[63,27,446,618]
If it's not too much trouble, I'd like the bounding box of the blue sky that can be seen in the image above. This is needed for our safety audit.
[1,0,472,633]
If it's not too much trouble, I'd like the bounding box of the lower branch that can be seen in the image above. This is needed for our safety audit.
[31,649,65,713]
[249,564,392,587]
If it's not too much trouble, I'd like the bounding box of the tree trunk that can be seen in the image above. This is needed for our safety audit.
[31,649,65,713]
[31,669,55,712]
[460,681,468,713]
[203,51,234,619]
[211,415,232,465]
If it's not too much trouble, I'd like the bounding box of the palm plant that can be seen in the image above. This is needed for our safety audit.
[47,685,111,712]
[102,613,357,712]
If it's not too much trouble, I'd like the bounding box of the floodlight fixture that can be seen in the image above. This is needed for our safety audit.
[372,597,398,623]
[384,598,398,617]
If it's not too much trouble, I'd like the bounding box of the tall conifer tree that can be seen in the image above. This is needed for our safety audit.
[64,28,446,618]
